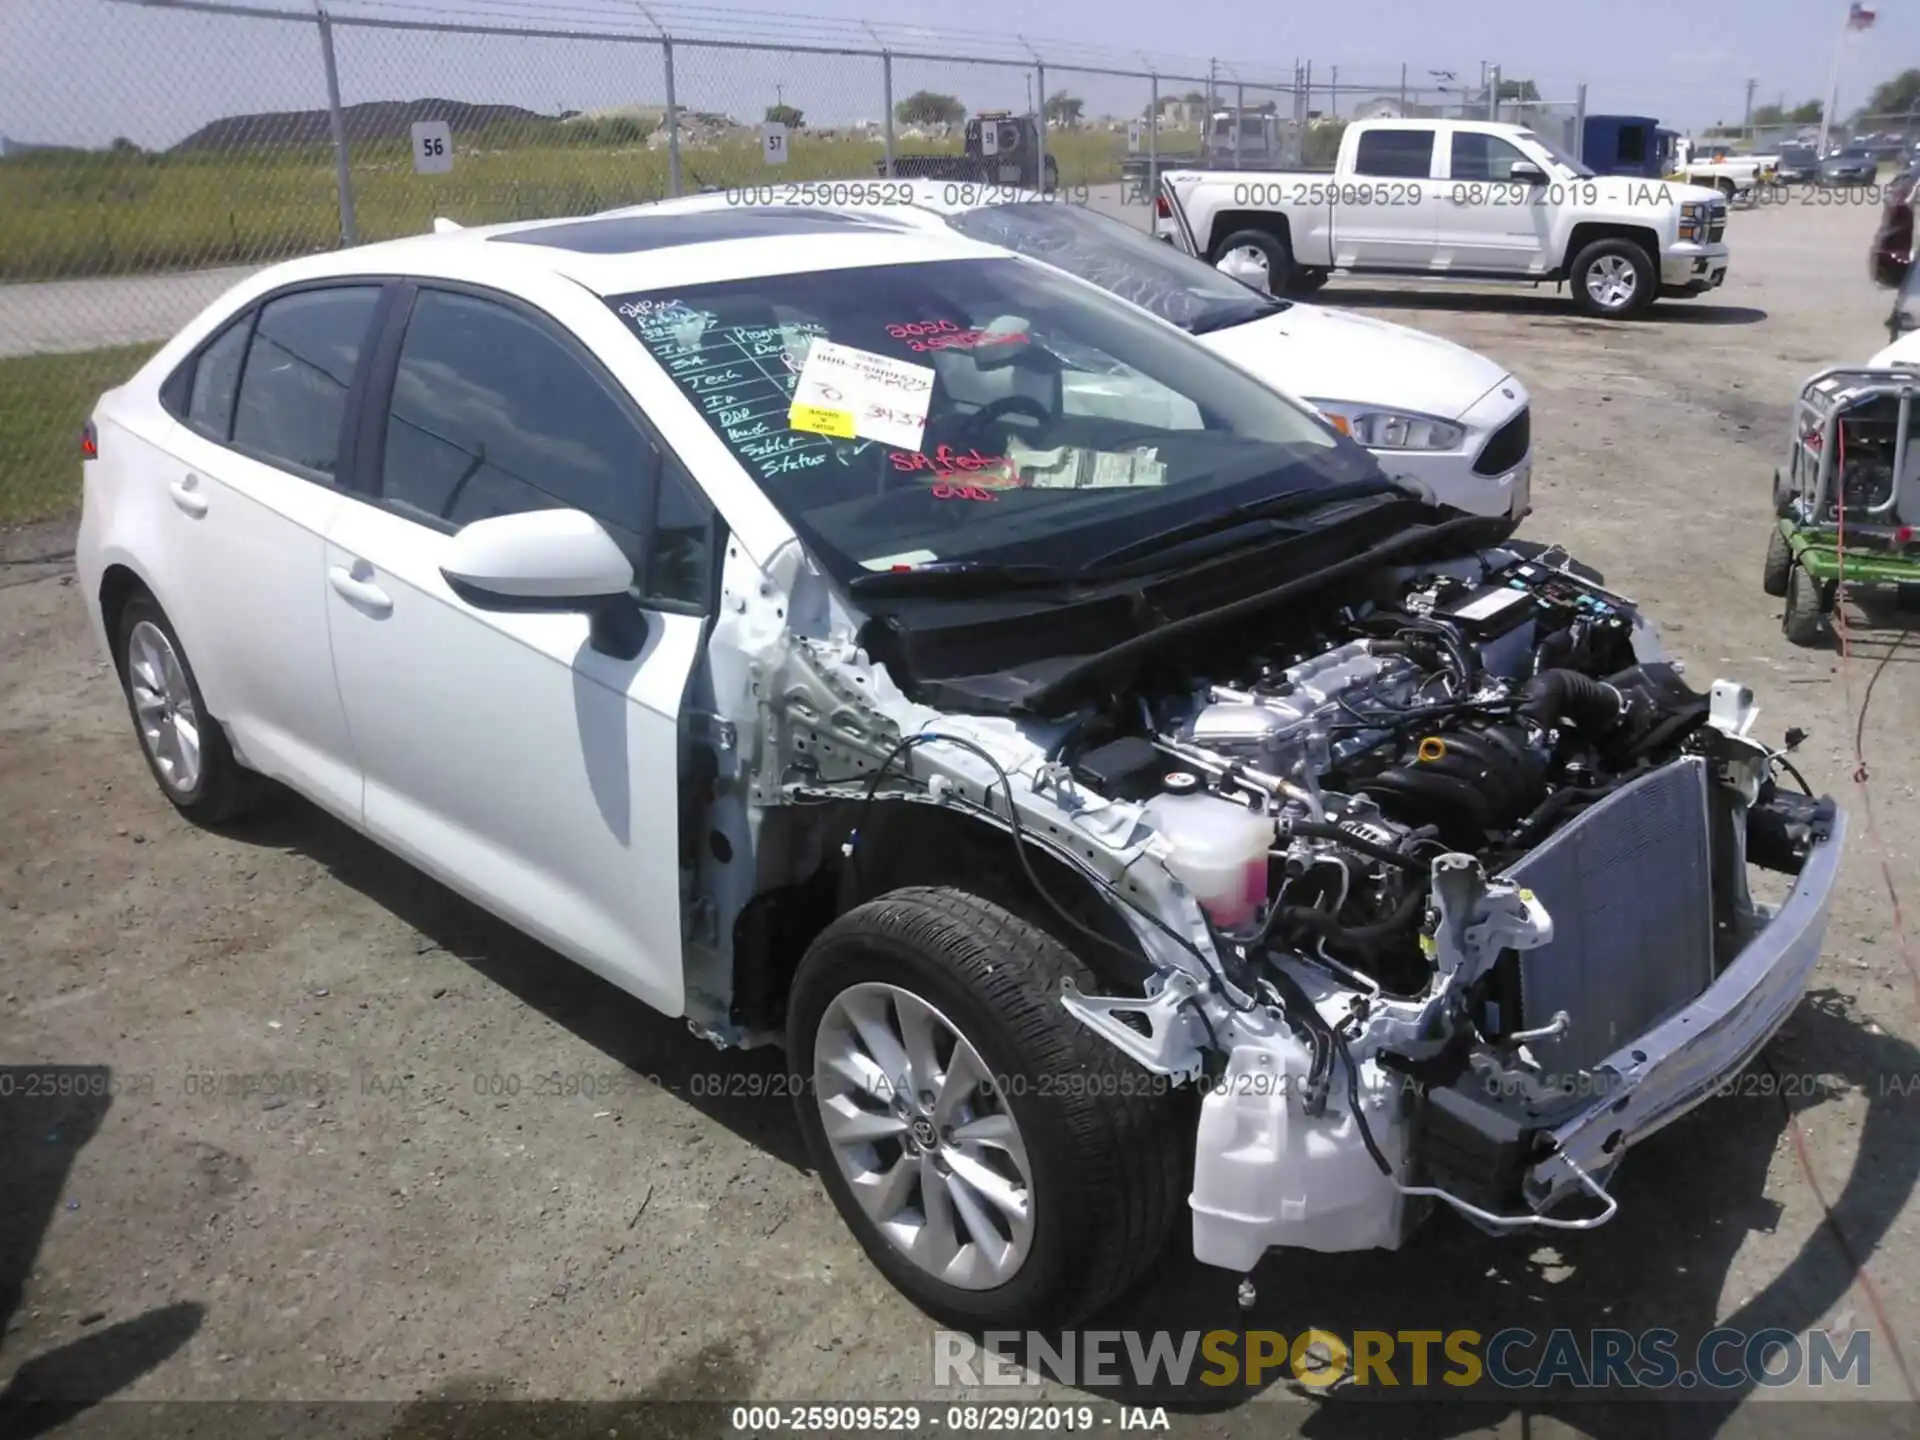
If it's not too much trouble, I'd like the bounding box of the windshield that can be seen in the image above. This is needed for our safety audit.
[1517,129,1596,179]
[607,256,1380,582]
[944,202,1286,334]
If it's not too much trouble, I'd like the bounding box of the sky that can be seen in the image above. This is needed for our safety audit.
[2,0,1915,151]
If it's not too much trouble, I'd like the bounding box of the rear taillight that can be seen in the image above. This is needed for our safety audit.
[81,420,98,460]
[1154,194,1171,219]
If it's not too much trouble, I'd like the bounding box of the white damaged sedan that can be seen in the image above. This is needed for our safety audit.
[80,207,1842,1328]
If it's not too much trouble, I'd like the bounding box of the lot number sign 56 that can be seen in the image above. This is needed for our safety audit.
[411,120,454,174]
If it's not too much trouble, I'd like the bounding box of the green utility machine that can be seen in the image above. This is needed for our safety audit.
[1765,362,1920,646]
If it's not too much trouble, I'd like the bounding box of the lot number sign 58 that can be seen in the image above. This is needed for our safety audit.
[411,120,454,174]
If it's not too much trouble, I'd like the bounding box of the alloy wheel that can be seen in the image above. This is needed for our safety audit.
[812,982,1036,1290]
[1585,255,1640,311]
[126,619,202,794]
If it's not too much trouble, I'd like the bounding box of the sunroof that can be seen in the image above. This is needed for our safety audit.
[490,208,908,254]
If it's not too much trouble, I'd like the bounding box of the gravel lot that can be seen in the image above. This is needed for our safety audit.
[3,195,1919,1437]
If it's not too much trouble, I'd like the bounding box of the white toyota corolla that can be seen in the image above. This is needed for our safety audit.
[607,181,1534,520]
[80,207,1841,1330]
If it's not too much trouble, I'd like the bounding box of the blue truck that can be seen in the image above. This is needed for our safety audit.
[1580,115,1676,178]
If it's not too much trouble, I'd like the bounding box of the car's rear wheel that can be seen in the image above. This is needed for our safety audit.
[1213,227,1293,294]
[1571,238,1656,318]
[113,593,266,825]
[787,887,1186,1329]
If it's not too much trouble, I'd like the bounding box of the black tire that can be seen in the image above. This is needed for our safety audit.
[787,887,1188,1329]
[113,591,267,825]
[1718,178,1738,200]
[1291,268,1330,294]
[1772,466,1797,516]
[1763,525,1793,598]
[1782,562,1827,647]
[1212,226,1293,294]
[1570,237,1657,319]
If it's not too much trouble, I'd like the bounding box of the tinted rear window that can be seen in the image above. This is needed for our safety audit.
[1353,129,1434,178]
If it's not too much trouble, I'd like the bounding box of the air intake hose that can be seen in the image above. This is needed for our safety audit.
[1517,669,1627,733]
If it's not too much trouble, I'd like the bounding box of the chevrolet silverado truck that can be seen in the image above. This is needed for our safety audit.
[1156,118,1732,318]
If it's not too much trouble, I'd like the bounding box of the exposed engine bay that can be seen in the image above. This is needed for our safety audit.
[709,534,1842,1276]
[992,542,1836,1263]
[1063,549,1698,995]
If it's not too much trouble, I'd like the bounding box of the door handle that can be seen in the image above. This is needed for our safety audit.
[328,564,393,617]
[168,474,209,518]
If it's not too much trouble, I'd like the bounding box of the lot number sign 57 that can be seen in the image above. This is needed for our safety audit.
[761,122,789,165]
[411,120,454,174]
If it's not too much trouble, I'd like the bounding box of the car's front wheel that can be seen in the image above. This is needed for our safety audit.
[1571,238,1657,318]
[787,887,1186,1329]
[113,592,265,825]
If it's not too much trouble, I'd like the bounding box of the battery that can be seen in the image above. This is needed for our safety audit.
[1434,582,1538,641]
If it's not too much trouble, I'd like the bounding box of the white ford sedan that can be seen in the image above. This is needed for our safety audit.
[80,207,1841,1330]
[609,182,1535,521]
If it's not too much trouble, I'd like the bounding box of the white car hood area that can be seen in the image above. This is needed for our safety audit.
[1198,303,1513,420]
[1869,329,1920,368]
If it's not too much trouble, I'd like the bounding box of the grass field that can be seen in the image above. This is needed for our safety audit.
[0,128,1203,284]
[0,344,160,524]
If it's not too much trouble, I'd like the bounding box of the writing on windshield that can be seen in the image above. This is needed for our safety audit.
[606,258,1365,582]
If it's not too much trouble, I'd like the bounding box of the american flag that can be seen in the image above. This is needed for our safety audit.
[1848,2,1876,29]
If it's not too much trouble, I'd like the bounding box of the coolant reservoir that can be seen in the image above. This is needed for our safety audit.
[1143,791,1274,930]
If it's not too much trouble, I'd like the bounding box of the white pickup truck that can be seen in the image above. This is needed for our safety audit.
[1157,118,1732,318]
[1670,136,1774,201]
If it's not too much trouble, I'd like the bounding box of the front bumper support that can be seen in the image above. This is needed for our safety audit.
[1525,809,1847,1209]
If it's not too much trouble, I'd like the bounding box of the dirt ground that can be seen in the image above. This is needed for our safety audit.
[2,196,1919,1439]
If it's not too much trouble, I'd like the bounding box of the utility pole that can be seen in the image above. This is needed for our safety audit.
[1817,2,1858,154]
[1329,65,1338,119]
[1743,77,1756,138]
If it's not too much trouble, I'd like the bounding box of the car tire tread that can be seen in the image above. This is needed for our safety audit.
[787,886,1187,1329]
[114,593,269,826]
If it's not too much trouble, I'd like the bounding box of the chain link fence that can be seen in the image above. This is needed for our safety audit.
[1,0,1525,365]
[1706,115,1917,160]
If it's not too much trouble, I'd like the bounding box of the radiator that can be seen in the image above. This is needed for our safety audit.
[1500,757,1717,1076]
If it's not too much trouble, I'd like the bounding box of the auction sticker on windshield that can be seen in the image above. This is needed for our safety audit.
[788,339,934,451]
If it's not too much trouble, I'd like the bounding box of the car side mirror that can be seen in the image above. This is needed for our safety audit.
[440,509,648,660]
[1216,250,1272,293]
[1507,162,1548,186]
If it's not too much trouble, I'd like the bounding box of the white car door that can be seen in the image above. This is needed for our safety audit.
[1334,126,1447,270]
[1435,130,1556,274]
[321,283,715,1017]
[147,283,387,820]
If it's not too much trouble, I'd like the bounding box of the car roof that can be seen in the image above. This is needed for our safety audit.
[232,204,1010,298]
